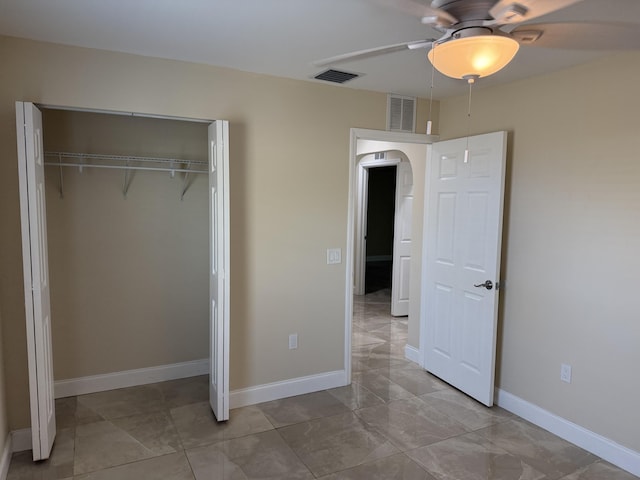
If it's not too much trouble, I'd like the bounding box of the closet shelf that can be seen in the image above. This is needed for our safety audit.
[44,152,208,200]
[44,152,208,174]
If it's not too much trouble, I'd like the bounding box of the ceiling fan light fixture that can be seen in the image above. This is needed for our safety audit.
[427,35,520,79]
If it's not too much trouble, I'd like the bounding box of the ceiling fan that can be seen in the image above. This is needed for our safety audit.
[314,0,640,81]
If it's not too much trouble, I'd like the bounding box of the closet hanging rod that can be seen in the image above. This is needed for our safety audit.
[44,162,206,174]
[44,151,208,166]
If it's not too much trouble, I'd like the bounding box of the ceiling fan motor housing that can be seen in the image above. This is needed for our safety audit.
[451,26,493,40]
[431,0,498,23]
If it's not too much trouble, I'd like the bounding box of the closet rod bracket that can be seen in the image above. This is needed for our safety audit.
[181,161,192,201]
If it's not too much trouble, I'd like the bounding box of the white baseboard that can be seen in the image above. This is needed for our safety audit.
[496,388,640,477]
[404,344,420,365]
[54,358,209,398]
[0,433,12,480]
[10,429,31,453]
[230,370,347,409]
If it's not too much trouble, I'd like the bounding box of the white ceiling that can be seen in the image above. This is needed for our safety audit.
[1,0,639,99]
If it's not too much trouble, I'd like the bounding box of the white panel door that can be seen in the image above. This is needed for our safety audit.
[424,131,506,406]
[391,161,413,316]
[16,101,56,460]
[209,120,230,421]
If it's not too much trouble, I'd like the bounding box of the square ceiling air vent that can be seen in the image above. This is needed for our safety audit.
[314,69,360,84]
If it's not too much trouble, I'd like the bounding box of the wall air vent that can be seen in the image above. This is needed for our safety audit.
[387,94,416,133]
[314,69,360,84]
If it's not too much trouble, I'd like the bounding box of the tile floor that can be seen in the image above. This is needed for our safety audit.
[7,289,637,479]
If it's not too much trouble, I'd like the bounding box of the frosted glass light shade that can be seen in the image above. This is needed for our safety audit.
[428,35,520,79]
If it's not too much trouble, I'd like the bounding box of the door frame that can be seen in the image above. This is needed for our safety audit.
[18,102,230,454]
[345,128,437,383]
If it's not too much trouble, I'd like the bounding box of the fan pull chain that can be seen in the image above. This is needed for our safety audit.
[463,75,477,163]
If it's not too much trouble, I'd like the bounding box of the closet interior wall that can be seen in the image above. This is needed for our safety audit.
[42,109,209,383]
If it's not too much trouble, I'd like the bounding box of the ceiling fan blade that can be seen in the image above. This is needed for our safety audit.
[313,40,434,68]
[490,0,583,25]
[512,22,640,50]
[374,0,457,25]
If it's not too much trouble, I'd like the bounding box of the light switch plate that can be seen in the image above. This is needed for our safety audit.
[560,363,572,383]
[327,248,342,265]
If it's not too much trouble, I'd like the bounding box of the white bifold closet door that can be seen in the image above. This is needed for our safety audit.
[208,120,230,421]
[16,101,56,460]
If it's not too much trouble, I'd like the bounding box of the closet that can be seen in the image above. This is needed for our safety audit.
[42,109,209,382]
[16,103,230,460]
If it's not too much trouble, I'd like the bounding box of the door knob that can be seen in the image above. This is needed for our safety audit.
[474,280,493,290]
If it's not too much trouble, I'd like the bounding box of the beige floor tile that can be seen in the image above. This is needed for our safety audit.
[407,432,547,480]
[111,410,183,454]
[171,402,273,449]
[7,428,75,480]
[73,420,157,475]
[367,322,409,343]
[559,460,639,479]
[354,288,392,304]
[352,343,410,372]
[420,388,513,431]
[352,355,409,374]
[55,397,104,429]
[356,397,468,450]
[352,370,415,402]
[353,331,388,347]
[154,374,209,408]
[74,452,195,480]
[279,411,399,477]
[353,315,392,330]
[326,382,386,410]
[76,384,166,420]
[361,314,398,324]
[257,390,351,427]
[475,419,598,479]
[387,341,413,359]
[186,430,313,479]
[189,449,249,480]
[319,453,437,479]
[376,368,448,396]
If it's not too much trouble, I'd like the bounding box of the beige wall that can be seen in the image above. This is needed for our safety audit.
[42,110,209,379]
[434,52,640,453]
[0,35,432,430]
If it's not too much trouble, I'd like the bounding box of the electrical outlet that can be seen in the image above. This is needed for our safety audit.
[289,334,298,350]
[560,363,572,383]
